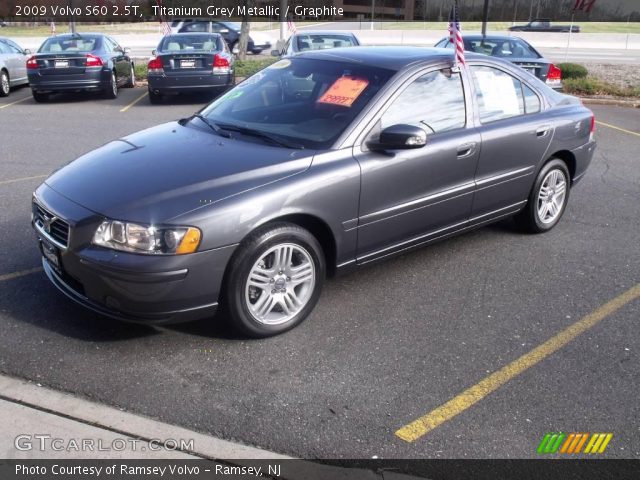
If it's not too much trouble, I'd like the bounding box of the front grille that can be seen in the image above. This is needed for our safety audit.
[34,202,70,248]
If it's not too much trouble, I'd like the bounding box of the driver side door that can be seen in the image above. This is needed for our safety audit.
[353,67,481,262]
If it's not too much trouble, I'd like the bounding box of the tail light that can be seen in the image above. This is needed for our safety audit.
[546,64,562,87]
[26,56,39,70]
[147,57,164,74]
[213,54,230,74]
[85,54,103,67]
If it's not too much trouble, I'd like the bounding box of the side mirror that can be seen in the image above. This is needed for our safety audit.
[270,49,281,57]
[368,124,428,151]
[123,47,131,54]
[24,48,31,55]
[152,49,156,56]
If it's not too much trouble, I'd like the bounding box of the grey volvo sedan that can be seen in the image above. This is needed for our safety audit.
[32,47,596,337]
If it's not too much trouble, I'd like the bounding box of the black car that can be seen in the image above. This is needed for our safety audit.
[435,35,562,90]
[272,31,360,58]
[173,20,272,54]
[32,47,595,337]
[147,33,235,103]
[509,19,580,33]
[27,33,135,102]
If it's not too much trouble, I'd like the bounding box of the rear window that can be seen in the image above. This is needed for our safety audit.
[296,35,357,51]
[160,35,221,52]
[39,36,99,53]
[466,38,540,59]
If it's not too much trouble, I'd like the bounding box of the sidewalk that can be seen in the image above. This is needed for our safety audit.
[0,374,419,479]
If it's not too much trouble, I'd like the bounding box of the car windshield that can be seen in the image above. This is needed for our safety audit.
[467,38,540,59]
[199,57,395,149]
[159,35,221,52]
[297,34,357,51]
[39,36,99,53]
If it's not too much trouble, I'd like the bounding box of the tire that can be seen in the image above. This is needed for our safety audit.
[148,88,163,104]
[32,90,49,103]
[0,70,9,97]
[104,72,117,99]
[224,222,326,338]
[124,63,135,88]
[515,159,570,233]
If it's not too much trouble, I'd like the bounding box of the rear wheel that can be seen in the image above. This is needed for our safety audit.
[124,63,135,88]
[148,88,163,104]
[104,72,117,99]
[0,70,9,97]
[515,159,570,233]
[32,90,49,103]
[224,223,325,338]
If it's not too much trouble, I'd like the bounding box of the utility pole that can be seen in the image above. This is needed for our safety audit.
[68,0,76,34]
[481,0,490,36]
[279,0,286,42]
[371,0,375,31]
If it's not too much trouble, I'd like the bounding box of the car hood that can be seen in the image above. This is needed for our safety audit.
[45,121,314,223]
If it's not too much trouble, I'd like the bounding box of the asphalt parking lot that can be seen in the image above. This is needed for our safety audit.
[0,85,638,460]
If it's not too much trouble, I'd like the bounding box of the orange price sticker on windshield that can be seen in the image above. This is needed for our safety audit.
[317,76,369,107]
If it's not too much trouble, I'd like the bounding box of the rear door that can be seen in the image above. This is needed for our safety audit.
[1,39,27,82]
[468,63,553,220]
[105,36,128,84]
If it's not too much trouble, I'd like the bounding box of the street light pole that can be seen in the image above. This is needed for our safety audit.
[68,0,76,34]
[481,0,490,36]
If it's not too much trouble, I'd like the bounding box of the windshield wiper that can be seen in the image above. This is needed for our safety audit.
[215,123,305,150]
[191,114,232,138]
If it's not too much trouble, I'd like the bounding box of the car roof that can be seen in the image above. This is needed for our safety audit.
[463,34,528,41]
[297,46,485,71]
[47,33,104,38]
[166,32,221,37]
[293,31,357,37]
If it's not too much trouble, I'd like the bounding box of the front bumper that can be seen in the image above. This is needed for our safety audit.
[28,68,111,93]
[33,184,236,324]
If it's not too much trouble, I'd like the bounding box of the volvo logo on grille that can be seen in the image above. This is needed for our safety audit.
[42,214,57,233]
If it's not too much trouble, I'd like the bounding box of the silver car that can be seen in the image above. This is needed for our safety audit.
[0,36,30,96]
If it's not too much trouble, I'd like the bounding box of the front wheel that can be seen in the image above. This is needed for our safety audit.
[124,63,135,88]
[224,223,326,338]
[515,159,570,233]
[0,70,9,96]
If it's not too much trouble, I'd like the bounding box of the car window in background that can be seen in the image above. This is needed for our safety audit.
[0,41,9,54]
[159,35,221,52]
[296,35,357,51]
[181,22,208,33]
[471,66,525,123]
[39,36,98,53]
[3,39,23,53]
[201,58,395,149]
[380,69,466,134]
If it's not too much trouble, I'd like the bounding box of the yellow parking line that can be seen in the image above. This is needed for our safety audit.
[0,174,47,186]
[596,121,640,137]
[0,96,31,110]
[395,283,640,443]
[0,267,43,282]
[120,91,148,112]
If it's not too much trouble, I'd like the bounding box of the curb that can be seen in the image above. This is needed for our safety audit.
[579,96,640,108]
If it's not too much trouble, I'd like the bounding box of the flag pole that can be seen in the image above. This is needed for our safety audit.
[564,12,575,62]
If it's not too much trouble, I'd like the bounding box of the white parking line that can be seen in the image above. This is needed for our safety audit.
[0,96,31,110]
[120,91,148,112]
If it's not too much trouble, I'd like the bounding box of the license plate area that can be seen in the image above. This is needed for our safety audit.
[54,60,69,68]
[180,60,196,68]
[40,237,62,274]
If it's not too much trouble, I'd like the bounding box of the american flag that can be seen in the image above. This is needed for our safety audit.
[155,0,172,36]
[573,0,597,13]
[287,17,297,35]
[448,0,465,67]
[50,21,56,37]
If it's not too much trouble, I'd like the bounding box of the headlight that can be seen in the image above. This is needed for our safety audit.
[92,221,201,255]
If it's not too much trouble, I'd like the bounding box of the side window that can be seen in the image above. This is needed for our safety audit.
[103,37,114,52]
[4,40,22,53]
[379,69,466,134]
[471,66,525,123]
[0,42,9,54]
[523,84,541,114]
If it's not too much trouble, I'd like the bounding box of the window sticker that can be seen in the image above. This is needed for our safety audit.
[474,70,520,116]
[317,76,369,107]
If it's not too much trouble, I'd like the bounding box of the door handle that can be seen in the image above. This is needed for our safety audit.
[457,142,476,158]
[536,125,551,137]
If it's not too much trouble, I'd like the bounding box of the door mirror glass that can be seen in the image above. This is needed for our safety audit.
[152,49,156,56]
[369,124,427,151]
[24,48,31,55]
[123,47,131,54]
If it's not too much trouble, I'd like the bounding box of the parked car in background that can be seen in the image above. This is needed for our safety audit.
[147,33,235,103]
[32,47,595,337]
[509,18,580,33]
[435,35,562,90]
[0,36,30,96]
[272,31,360,58]
[27,33,135,102]
[172,20,272,54]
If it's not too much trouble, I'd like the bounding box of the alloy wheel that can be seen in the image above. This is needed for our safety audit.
[537,168,567,224]
[245,243,315,325]
[0,72,9,96]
